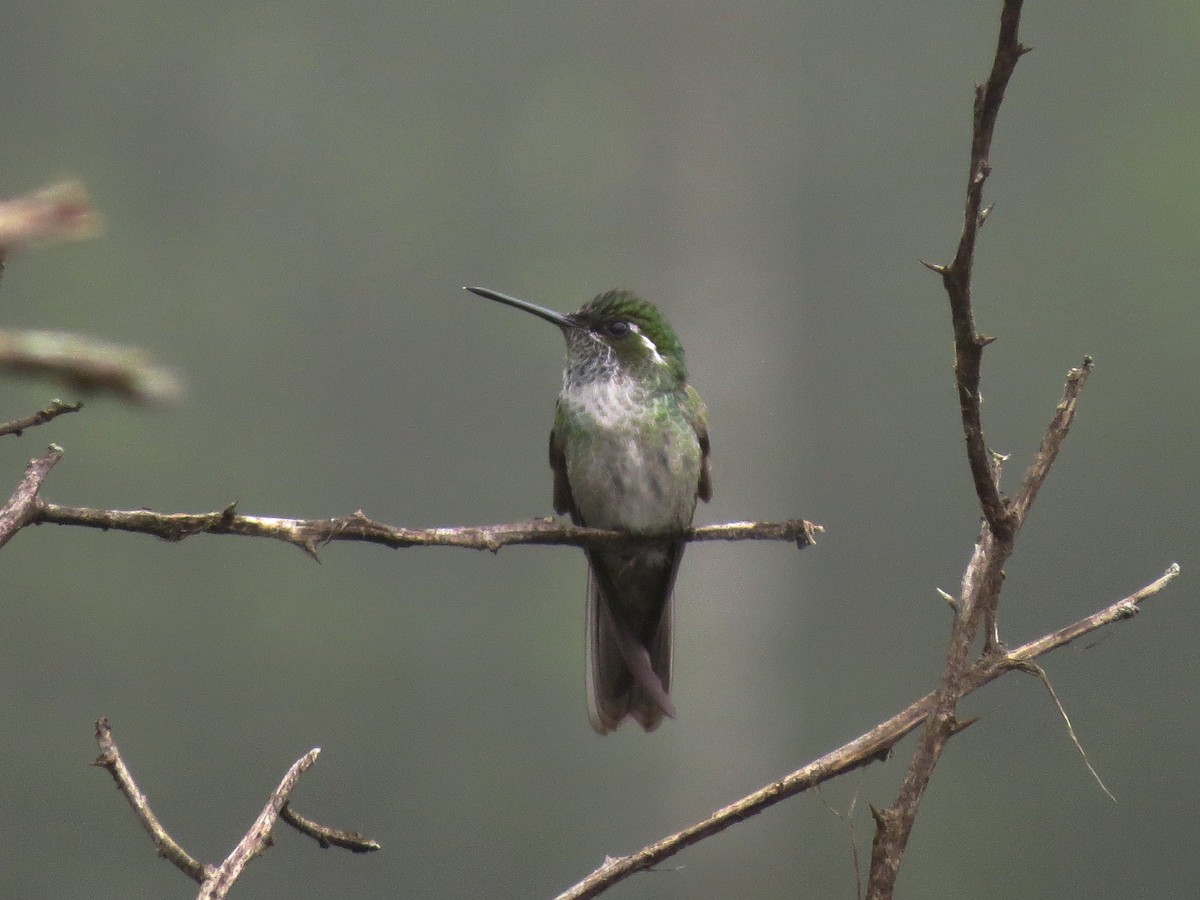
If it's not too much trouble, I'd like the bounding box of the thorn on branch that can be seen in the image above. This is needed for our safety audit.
[865,746,892,767]
[919,259,947,274]
[947,715,979,736]
[936,588,959,612]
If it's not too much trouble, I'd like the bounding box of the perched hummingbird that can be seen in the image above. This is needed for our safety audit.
[465,286,712,733]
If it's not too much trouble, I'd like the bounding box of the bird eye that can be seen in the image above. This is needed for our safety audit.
[605,321,630,337]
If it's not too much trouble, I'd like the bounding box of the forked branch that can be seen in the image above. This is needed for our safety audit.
[555,564,1179,900]
[0,444,63,550]
[866,3,1105,898]
[92,718,378,900]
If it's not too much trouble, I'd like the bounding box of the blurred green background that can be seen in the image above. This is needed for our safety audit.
[1,2,1195,898]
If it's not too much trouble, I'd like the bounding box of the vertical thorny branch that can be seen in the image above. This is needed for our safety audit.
[867,2,1069,896]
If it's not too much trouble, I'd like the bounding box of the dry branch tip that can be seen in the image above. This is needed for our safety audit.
[280,802,383,853]
[0,398,84,438]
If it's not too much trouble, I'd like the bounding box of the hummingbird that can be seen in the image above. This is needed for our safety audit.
[465,286,712,733]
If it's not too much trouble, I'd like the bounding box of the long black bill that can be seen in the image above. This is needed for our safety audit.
[464,286,575,329]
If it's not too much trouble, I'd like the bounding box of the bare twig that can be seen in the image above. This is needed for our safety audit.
[198,749,321,900]
[0,329,181,404]
[30,503,820,557]
[1018,661,1115,802]
[0,399,83,438]
[92,718,209,884]
[556,564,1179,900]
[279,803,382,854]
[0,445,63,549]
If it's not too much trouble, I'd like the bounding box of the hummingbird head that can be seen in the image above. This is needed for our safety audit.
[465,286,688,388]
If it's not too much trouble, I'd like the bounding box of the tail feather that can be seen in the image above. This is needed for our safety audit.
[584,548,678,734]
